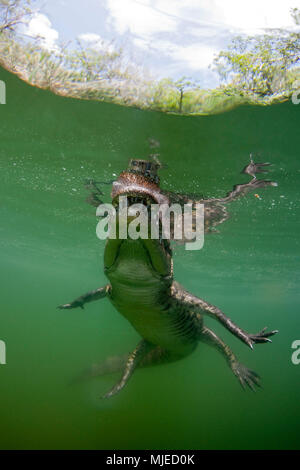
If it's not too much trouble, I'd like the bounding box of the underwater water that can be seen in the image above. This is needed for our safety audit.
[0,66,299,450]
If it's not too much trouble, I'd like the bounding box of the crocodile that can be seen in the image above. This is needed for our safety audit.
[59,157,278,398]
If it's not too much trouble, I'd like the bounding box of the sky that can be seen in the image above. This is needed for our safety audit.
[22,0,300,88]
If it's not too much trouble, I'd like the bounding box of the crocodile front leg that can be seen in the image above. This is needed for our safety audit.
[201,326,261,391]
[209,159,277,204]
[164,157,277,233]
[102,339,154,399]
[58,284,111,310]
[171,282,278,349]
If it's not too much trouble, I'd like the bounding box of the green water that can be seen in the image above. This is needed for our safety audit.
[0,67,299,450]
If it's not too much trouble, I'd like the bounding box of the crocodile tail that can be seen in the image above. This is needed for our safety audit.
[70,355,128,384]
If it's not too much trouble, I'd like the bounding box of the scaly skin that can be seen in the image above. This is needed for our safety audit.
[59,157,278,398]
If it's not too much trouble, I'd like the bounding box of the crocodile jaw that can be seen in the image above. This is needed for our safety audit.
[111,172,170,206]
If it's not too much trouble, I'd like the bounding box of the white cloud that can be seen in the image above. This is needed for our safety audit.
[133,37,217,70]
[152,0,298,32]
[106,0,298,38]
[26,13,59,51]
[211,0,297,32]
[169,43,218,70]
[77,32,116,52]
[106,0,177,36]
[78,33,103,43]
[132,37,149,50]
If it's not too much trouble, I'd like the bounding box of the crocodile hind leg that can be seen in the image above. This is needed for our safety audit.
[102,342,186,399]
[200,326,261,391]
[72,345,181,388]
[58,284,111,310]
[102,340,154,399]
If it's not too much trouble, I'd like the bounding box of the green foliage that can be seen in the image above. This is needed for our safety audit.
[149,78,180,112]
[213,8,300,101]
[65,40,126,82]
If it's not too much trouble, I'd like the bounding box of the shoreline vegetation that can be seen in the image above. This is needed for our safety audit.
[0,1,299,115]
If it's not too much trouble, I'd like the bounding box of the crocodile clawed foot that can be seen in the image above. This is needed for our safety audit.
[232,362,261,392]
[250,178,278,189]
[57,301,84,310]
[248,327,279,346]
[243,160,278,187]
[241,159,278,190]
[101,385,119,400]
[243,160,271,177]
